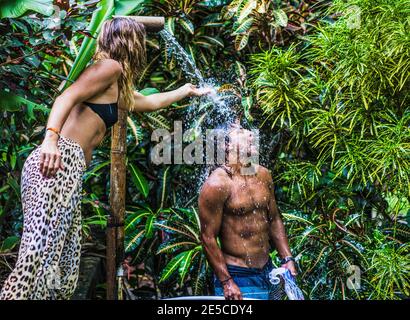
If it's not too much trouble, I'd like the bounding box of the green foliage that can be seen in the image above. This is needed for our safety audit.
[366,240,409,300]
[0,0,54,18]
[248,0,409,299]
[156,208,206,290]
[249,0,410,195]
[65,0,145,87]
[0,0,408,301]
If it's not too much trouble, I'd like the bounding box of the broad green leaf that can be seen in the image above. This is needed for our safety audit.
[114,0,144,15]
[0,0,53,18]
[241,95,254,121]
[235,33,249,51]
[187,44,196,65]
[235,60,246,79]
[125,229,144,252]
[0,90,49,119]
[178,249,195,284]
[129,163,150,198]
[156,241,197,254]
[198,36,224,48]
[160,251,186,282]
[125,210,152,230]
[139,87,160,96]
[144,214,155,238]
[65,0,146,89]
[0,236,20,253]
[83,160,110,182]
[165,16,175,34]
[273,9,288,27]
[232,17,253,35]
[238,0,257,22]
[64,0,115,89]
[179,17,194,35]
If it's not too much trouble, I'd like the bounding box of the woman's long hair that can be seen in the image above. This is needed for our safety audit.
[93,17,147,111]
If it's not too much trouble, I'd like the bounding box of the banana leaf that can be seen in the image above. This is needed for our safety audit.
[64,0,145,89]
[0,0,53,18]
[0,90,49,119]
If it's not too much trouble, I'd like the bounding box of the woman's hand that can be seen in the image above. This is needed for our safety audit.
[39,137,65,178]
[182,83,212,97]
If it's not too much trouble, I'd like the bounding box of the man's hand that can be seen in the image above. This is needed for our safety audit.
[222,279,243,300]
[282,260,298,277]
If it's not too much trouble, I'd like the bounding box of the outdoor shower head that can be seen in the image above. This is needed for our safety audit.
[112,15,165,32]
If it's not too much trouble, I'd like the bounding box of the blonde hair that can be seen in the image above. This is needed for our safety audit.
[93,17,147,111]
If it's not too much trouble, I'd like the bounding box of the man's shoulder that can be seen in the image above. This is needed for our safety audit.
[205,167,229,184]
[203,167,231,189]
[256,164,269,175]
[254,164,272,182]
[199,167,231,201]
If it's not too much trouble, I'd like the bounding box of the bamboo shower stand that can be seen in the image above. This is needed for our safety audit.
[106,16,164,300]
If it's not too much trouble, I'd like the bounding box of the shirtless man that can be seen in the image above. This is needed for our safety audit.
[198,125,297,300]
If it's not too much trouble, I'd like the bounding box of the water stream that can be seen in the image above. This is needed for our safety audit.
[156,31,306,300]
[159,29,240,197]
[159,29,237,129]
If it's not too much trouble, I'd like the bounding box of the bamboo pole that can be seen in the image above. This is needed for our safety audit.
[112,16,165,32]
[107,108,127,300]
[105,17,164,300]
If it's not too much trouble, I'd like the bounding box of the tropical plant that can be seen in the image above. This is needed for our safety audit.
[249,0,410,195]
[365,238,409,300]
[222,0,330,51]
[1,0,409,301]
[0,0,54,19]
[155,207,209,295]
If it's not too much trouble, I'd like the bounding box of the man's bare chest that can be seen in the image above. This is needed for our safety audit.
[224,177,270,215]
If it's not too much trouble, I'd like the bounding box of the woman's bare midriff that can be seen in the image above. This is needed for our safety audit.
[60,102,108,168]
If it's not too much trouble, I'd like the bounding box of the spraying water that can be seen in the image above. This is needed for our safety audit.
[159,29,239,195]
[159,29,205,84]
[158,30,299,301]
[159,29,237,127]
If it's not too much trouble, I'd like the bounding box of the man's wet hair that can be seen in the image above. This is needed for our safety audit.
[205,119,253,177]
[214,119,252,147]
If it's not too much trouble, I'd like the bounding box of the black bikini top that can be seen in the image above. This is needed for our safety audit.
[84,91,119,129]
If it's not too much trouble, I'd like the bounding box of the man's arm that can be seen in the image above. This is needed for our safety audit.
[263,168,297,276]
[198,171,242,300]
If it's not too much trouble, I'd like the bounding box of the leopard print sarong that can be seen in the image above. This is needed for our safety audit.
[0,135,87,300]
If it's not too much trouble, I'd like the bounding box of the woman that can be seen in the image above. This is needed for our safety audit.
[0,17,209,300]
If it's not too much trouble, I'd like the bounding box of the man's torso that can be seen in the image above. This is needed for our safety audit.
[218,165,272,269]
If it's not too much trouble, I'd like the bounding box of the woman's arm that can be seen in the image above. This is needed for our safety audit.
[131,83,211,112]
[41,59,122,177]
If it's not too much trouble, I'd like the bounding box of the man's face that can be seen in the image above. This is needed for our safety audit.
[227,128,258,165]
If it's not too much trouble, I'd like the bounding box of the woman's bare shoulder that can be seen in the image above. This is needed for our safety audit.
[82,58,122,80]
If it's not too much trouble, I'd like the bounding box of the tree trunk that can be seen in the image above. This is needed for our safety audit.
[106,108,127,300]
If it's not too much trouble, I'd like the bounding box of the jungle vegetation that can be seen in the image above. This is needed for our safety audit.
[0,0,409,299]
